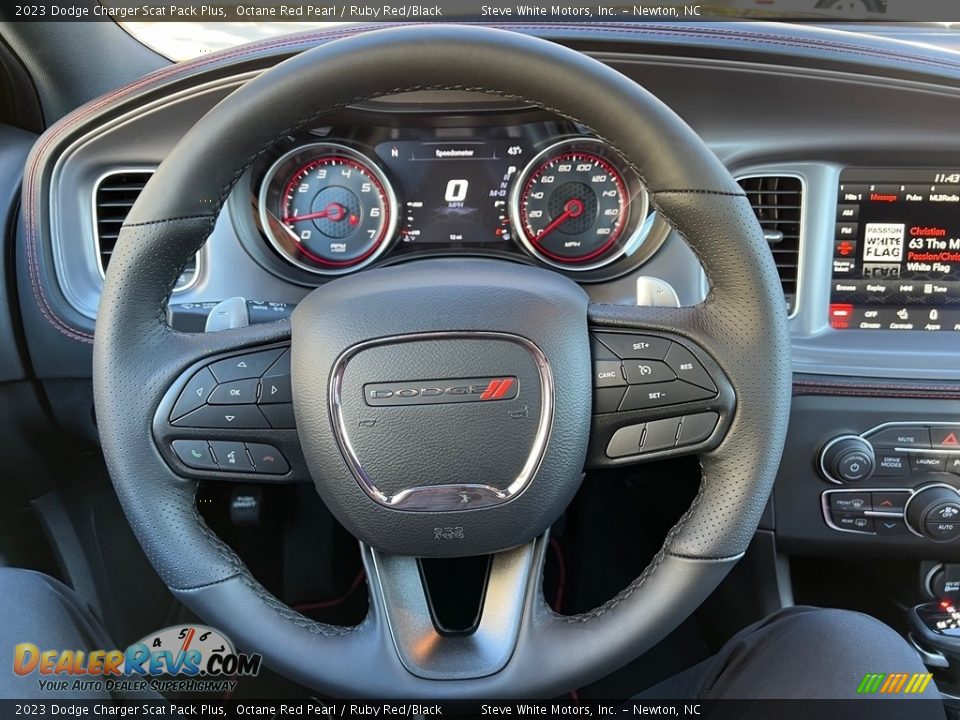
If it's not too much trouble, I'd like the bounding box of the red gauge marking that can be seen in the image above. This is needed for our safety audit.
[283,202,346,224]
[535,198,585,241]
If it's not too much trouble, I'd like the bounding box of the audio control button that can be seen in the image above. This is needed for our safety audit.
[837,450,873,482]
[869,427,931,449]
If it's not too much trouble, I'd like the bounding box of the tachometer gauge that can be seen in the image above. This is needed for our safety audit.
[511,138,649,271]
[258,143,398,274]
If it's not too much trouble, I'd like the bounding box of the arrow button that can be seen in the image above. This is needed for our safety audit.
[172,404,269,429]
[257,375,292,405]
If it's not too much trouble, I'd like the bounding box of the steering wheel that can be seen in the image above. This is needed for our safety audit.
[93,25,790,697]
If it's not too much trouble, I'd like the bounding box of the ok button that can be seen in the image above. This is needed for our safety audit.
[208,379,259,405]
[624,360,676,385]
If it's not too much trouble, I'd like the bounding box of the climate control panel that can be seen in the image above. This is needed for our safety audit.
[819,423,960,485]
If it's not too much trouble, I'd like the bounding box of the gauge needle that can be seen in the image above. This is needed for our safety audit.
[535,198,584,241]
[284,202,348,223]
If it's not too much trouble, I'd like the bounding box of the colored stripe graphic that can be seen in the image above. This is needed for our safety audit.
[857,672,932,694]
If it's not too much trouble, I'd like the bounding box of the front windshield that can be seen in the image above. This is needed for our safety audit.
[119,2,954,62]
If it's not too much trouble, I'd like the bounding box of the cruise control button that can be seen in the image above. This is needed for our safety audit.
[873,451,909,477]
[593,333,671,360]
[209,441,255,472]
[831,512,874,533]
[593,360,626,388]
[259,403,296,429]
[258,375,292,404]
[829,492,871,513]
[869,427,931,449]
[171,368,215,420]
[246,443,290,475]
[664,344,716,392]
[209,349,284,383]
[871,491,909,513]
[640,417,682,453]
[620,381,714,411]
[931,427,960,450]
[172,440,217,470]
[623,360,675,385]
[677,412,719,446]
[594,387,625,414]
[912,454,947,473]
[172,404,269,429]
[208,379,259,405]
[606,424,645,459]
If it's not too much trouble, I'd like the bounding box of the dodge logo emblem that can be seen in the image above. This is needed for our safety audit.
[364,377,518,406]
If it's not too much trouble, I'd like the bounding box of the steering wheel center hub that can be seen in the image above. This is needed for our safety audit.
[329,331,553,512]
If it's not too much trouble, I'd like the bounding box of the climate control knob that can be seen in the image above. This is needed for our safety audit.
[820,435,875,483]
[906,485,960,543]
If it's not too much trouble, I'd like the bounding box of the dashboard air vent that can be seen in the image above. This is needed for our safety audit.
[737,175,803,313]
[94,170,198,291]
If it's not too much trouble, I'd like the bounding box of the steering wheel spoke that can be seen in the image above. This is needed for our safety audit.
[585,304,736,468]
[151,326,307,484]
[363,537,546,681]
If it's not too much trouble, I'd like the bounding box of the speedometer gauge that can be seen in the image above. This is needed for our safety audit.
[258,143,398,275]
[511,138,649,271]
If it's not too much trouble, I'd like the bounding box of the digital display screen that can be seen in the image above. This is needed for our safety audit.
[375,139,527,246]
[829,168,960,331]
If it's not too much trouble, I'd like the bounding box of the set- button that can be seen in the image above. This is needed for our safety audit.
[170,348,295,429]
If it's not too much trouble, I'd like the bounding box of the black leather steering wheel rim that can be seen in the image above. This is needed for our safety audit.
[93,25,791,697]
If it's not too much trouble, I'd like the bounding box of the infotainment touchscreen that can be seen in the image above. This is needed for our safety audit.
[829,168,960,331]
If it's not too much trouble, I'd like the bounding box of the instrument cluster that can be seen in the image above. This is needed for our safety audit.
[241,112,663,283]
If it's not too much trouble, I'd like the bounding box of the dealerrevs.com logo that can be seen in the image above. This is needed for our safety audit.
[13,625,261,694]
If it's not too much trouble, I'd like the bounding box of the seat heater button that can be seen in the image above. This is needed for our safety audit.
[172,440,217,470]
[593,360,626,388]
[245,443,290,475]
[677,412,719,446]
[622,359,675,385]
[209,349,284,383]
[209,441,255,472]
[172,404,269,429]
[593,333,671,360]
[664,344,717,392]
[208,379,259,405]
[171,368,216,420]
[869,427,931,449]
[594,387,625,414]
[606,424,645,458]
[640,417,682,453]
[829,492,871,513]
[620,381,714,411]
